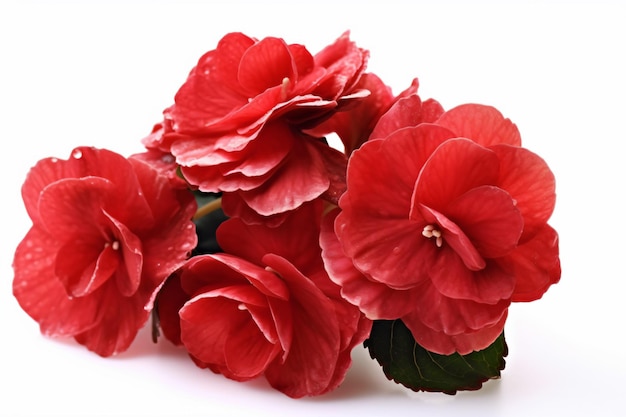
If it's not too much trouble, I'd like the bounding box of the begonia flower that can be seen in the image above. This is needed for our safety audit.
[156,201,371,397]
[12,147,197,356]
[320,102,561,355]
[143,31,369,219]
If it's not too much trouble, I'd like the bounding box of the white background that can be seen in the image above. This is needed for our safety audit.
[1,1,624,416]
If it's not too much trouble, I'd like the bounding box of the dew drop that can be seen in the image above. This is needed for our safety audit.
[72,149,83,159]
[161,154,174,164]
[50,157,58,163]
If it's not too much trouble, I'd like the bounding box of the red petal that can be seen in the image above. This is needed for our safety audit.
[446,185,524,258]
[21,156,76,225]
[221,191,292,227]
[505,224,561,302]
[73,283,151,356]
[435,103,521,147]
[238,37,295,95]
[429,250,516,304]
[180,296,239,369]
[410,281,510,335]
[54,236,118,297]
[263,254,340,398]
[170,34,254,131]
[155,272,187,346]
[320,209,418,319]
[342,124,454,218]
[37,176,112,238]
[313,31,368,99]
[369,95,427,139]
[104,212,143,297]
[217,201,323,271]
[13,227,97,336]
[238,136,330,216]
[491,144,557,239]
[404,309,508,355]
[412,138,500,212]
[224,315,282,379]
[181,254,290,301]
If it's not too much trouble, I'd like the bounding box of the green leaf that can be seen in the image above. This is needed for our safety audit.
[364,319,508,394]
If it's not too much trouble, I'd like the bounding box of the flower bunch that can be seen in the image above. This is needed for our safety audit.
[12,31,560,397]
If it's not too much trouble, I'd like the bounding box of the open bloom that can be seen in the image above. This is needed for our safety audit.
[321,102,561,355]
[12,147,197,356]
[156,201,371,397]
[144,31,369,219]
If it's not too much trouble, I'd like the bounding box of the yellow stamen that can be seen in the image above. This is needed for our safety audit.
[422,224,443,247]
[281,77,291,100]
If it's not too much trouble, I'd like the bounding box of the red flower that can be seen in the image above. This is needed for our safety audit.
[321,102,561,355]
[157,202,371,397]
[143,31,369,218]
[12,147,197,356]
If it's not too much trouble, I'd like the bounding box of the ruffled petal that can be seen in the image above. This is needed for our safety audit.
[369,95,427,140]
[491,144,557,239]
[263,254,340,398]
[320,209,418,319]
[238,37,296,95]
[13,227,97,336]
[73,282,151,357]
[429,250,516,304]
[410,281,510,335]
[217,201,323,271]
[412,138,500,212]
[237,136,330,216]
[37,176,113,238]
[435,103,522,147]
[505,224,561,302]
[445,185,524,259]
[404,309,508,355]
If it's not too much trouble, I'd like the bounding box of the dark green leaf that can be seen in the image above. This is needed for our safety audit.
[364,319,507,394]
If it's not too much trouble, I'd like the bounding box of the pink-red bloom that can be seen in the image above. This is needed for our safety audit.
[321,101,561,355]
[12,147,197,356]
[144,31,369,219]
[156,201,371,398]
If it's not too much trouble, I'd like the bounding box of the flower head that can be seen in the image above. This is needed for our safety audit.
[156,201,371,397]
[12,147,197,356]
[144,32,369,219]
[321,101,561,355]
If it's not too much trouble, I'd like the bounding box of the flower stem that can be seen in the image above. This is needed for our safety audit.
[193,197,222,220]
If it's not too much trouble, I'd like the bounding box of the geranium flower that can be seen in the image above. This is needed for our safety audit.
[156,201,371,398]
[12,147,197,357]
[143,31,369,219]
[321,102,561,355]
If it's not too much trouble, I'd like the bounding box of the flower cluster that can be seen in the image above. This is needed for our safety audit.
[13,31,560,397]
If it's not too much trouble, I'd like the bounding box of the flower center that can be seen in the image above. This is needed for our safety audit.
[422,224,443,248]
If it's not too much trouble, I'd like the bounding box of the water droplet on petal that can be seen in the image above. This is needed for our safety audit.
[50,157,58,163]
[72,149,83,159]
